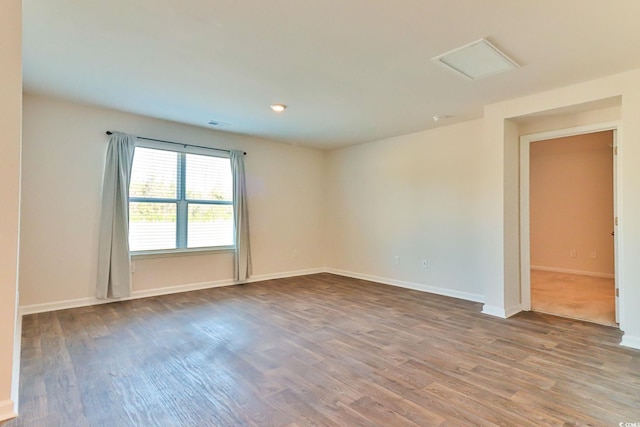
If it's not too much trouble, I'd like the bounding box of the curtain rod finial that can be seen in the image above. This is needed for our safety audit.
[106,131,112,135]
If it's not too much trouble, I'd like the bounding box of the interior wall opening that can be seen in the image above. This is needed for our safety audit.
[528,130,616,326]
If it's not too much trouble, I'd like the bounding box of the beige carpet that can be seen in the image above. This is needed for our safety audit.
[530,269,617,327]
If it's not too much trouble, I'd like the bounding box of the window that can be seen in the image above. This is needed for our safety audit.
[128,144,234,252]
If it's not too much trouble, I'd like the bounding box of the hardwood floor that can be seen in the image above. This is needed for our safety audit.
[4,273,640,426]
[531,269,616,326]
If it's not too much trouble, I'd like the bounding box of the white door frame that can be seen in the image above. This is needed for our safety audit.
[519,122,622,328]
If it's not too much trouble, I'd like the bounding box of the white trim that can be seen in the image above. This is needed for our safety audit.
[620,334,640,351]
[326,268,485,303]
[531,265,615,279]
[19,268,325,315]
[520,121,622,325]
[520,122,620,142]
[248,268,325,283]
[11,309,21,414]
[506,304,523,318]
[482,305,506,318]
[132,278,237,299]
[20,266,484,315]
[20,280,232,315]
[612,129,620,324]
[481,304,522,319]
[131,246,235,259]
[520,135,532,311]
[0,400,16,422]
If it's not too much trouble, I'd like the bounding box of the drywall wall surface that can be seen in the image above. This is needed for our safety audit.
[503,119,521,310]
[326,119,488,300]
[530,131,614,276]
[618,82,640,342]
[20,93,326,307]
[0,0,22,420]
[518,105,621,136]
[478,110,509,316]
[484,67,640,344]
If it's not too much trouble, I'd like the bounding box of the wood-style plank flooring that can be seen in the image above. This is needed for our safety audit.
[4,273,640,426]
[531,269,616,326]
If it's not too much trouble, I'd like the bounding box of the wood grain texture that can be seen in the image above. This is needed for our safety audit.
[3,273,639,426]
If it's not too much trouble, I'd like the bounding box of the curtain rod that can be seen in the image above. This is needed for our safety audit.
[106,131,246,155]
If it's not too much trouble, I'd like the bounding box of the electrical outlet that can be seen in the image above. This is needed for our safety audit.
[130,262,136,274]
[421,259,428,269]
[591,251,597,259]
[570,250,577,258]
[394,256,400,265]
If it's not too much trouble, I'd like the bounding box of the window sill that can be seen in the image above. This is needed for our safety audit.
[131,246,235,260]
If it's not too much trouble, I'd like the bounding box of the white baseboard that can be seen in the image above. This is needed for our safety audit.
[12,311,22,412]
[482,305,506,318]
[248,268,325,283]
[19,267,325,315]
[17,265,638,355]
[481,303,522,319]
[326,268,485,303]
[505,303,523,318]
[0,399,16,422]
[531,265,614,279]
[19,280,232,315]
[620,334,640,350]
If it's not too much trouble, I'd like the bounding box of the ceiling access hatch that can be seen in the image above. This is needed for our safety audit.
[432,38,519,80]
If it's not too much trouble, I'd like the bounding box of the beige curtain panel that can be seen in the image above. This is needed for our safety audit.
[96,132,136,299]
[230,150,252,282]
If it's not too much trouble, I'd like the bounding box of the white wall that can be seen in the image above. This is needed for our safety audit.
[17,62,640,367]
[0,0,21,420]
[502,119,521,316]
[530,131,614,276]
[518,105,621,136]
[325,119,488,302]
[20,93,326,309]
[483,68,640,349]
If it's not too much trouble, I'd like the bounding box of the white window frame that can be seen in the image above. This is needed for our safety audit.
[129,139,235,255]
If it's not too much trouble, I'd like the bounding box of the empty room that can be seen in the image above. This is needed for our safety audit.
[2,1,640,426]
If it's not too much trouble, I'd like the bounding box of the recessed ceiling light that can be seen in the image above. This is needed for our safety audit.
[432,115,448,122]
[432,38,519,80]
[270,104,287,112]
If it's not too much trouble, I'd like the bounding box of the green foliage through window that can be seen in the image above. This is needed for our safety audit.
[128,145,234,251]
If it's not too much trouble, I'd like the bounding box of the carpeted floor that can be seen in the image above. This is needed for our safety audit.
[530,269,616,327]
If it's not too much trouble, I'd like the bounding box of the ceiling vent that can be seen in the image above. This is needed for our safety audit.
[431,38,519,80]
[208,120,230,127]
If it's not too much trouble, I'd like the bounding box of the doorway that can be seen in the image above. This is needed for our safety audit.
[520,124,619,328]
